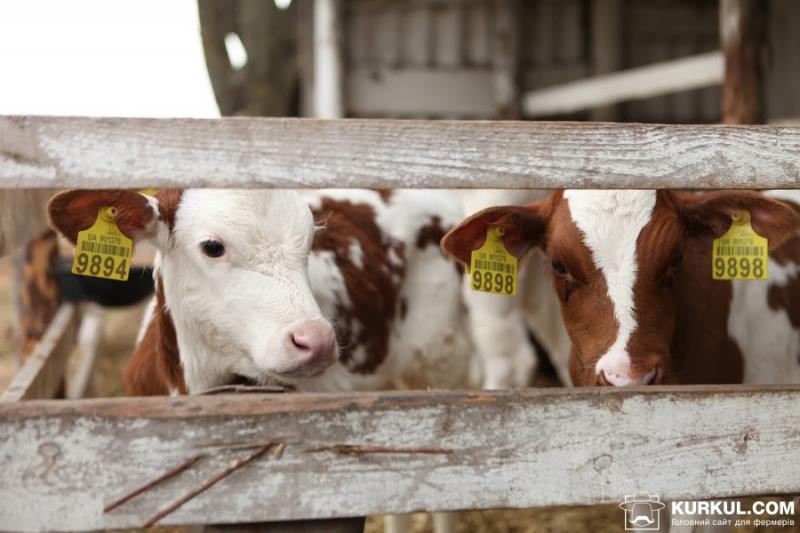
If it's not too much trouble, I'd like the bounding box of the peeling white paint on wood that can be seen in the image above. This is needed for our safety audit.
[1,116,799,190]
[1,386,799,531]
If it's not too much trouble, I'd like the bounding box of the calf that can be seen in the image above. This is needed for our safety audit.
[48,188,476,395]
[443,190,800,387]
[458,190,572,389]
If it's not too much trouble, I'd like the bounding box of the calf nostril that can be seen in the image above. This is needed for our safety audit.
[290,333,311,352]
[597,370,612,386]
[640,367,659,385]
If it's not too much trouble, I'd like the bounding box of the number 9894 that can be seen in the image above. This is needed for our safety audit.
[73,252,129,280]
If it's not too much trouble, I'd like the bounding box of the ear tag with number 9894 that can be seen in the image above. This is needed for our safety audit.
[469,226,517,296]
[712,210,768,280]
[72,206,133,281]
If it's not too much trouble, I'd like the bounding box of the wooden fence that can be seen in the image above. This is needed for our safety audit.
[1,116,800,532]
[3,387,799,531]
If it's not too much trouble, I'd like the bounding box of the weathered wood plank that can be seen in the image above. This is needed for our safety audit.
[1,386,799,532]
[1,304,78,401]
[2,116,800,189]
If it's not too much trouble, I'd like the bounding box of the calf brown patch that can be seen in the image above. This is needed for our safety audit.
[312,197,405,374]
[376,189,393,203]
[124,275,186,395]
[416,216,446,250]
[154,190,184,232]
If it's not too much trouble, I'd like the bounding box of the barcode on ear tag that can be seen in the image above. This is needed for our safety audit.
[469,227,517,296]
[71,207,133,281]
[712,210,768,280]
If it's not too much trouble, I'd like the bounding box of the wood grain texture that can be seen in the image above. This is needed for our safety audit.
[2,115,800,189]
[1,304,78,401]
[1,385,799,531]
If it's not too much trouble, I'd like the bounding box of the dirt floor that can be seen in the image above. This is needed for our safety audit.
[0,256,795,533]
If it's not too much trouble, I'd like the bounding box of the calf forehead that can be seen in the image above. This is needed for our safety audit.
[175,190,313,246]
[562,190,657,263]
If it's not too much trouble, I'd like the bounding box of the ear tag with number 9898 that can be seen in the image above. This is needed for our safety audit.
[72,206,133,281]
[712,210,768,280]
[469,226,517,296]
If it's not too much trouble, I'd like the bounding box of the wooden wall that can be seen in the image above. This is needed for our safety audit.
[329,0,798,123]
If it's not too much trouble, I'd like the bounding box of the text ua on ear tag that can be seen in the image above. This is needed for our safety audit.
[469,226,517,296]
[71,206,134,281]
[712,210,768,280]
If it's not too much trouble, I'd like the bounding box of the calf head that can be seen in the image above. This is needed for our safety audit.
[443,190,800,387]
[49,189,338,392]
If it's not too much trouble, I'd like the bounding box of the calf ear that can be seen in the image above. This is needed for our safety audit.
[48,189,158,245]
[441,203,549,267]
[672,190,800,250]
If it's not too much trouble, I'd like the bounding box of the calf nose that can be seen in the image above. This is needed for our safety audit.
[287,320,337,372]
[598,367,659,387]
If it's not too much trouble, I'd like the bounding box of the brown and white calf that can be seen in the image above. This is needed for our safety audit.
[443,190,800,388]
[48,188,477,395]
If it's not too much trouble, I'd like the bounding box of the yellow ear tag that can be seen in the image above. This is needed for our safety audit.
[138,188,160,196]
[469,226,517,296]
[71,207,133,281]
[712,210,768,280]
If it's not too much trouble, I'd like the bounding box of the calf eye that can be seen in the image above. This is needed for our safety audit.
[670,251,684,269]
[201,240,225,258]
[552,259,568,276]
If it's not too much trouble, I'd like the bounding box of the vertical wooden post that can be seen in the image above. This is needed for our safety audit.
[720,0,766,124]
[491,0,521,119]
[590,0,623,122]
[313,0,344,118]
[296,0,315,117]
[15,230,61,362]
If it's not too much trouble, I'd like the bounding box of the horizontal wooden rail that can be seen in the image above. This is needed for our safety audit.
[1,116,799,190]
[1,385,799,531]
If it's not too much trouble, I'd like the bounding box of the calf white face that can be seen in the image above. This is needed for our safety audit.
[442,190,800,387]
[561,191,659,385]
[48,189,338,392]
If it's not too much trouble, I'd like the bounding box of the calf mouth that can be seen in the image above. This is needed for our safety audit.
[224,372,293,389]
[229,373,260,387]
